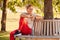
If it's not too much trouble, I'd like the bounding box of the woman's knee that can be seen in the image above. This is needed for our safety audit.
[10,30,17,35]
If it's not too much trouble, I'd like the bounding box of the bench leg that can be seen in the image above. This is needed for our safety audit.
[19,38,31,40]
[15,37,21,40]
[19,38,26,40]
[19,38,21,40]
[26,38,32,40]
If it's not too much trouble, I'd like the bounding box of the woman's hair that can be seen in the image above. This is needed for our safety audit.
[26,4,32,9]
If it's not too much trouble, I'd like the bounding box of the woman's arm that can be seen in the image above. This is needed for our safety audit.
[20,14,30,18]
[35,15,43,20]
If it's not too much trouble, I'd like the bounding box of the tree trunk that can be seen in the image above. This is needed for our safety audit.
[1,0,7,32]
[44,0,53,19]
[0,0,3,7]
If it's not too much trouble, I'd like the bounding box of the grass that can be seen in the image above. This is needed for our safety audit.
[0,32,9,40]
[0,37,9,40]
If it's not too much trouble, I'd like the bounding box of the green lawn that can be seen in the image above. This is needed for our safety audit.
[0,32,9,40]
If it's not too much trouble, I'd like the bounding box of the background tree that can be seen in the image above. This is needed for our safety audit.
[44,0,53,19]
[0,0,3,8]
[1,0,7,32]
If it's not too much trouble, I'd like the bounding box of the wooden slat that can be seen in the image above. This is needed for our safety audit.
[37,22,39,35]
[32,38,59,40]
[37,21,40,36]
[44,21,47,35]
[53,20,55,35]
[34,21,38,36]
[18,38,59,40]
[50,21,53,36]
[59,21,60,35]
[57,21,60,35]
[37,21,41,36]
[40,21,44,36]
[55,21,58,35]
[14,35,60,38]
[22,38,59,40]
[34,20,36,35]
[46,21,49,36]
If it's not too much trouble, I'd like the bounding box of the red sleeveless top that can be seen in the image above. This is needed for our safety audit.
[18,17,32,35]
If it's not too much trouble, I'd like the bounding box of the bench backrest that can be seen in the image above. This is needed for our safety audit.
[33,19,60,36]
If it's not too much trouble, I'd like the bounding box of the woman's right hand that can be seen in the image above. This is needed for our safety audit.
[26,15,31,18]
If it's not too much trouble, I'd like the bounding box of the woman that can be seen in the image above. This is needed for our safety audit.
[10,4,42,40]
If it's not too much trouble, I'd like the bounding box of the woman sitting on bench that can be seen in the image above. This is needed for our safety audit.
[10,4,42,40]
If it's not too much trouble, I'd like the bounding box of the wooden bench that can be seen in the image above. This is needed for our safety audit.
[14,19,60,40]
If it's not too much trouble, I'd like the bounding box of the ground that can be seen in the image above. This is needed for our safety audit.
[0,32,9,40]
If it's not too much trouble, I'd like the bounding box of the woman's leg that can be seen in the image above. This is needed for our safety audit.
[10,30,17,40]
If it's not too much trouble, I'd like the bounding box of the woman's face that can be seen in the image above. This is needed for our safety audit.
[26,6,33,14]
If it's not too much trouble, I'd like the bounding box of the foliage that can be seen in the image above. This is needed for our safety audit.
[7,0,22,12]
[7,0,44,13]
[0,0,60,17]
[52,0,60,18]
[52,0,60,13]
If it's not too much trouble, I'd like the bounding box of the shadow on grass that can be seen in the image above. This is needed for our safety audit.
[0,32,10,40]
[0,32,9,36]
[0,37,9,40]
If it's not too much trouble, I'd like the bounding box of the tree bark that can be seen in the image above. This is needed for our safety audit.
[44,0,53,19]
[0,0,3,7]
[1,0,7,32]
